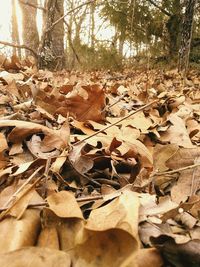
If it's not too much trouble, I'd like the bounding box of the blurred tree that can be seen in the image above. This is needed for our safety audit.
[19,0,39,57]
[178,0,197,73]
[11,0,21,57]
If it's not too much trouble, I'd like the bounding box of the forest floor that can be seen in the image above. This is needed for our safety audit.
[0,56,200,267]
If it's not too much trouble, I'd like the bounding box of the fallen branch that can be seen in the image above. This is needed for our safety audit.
[0,40,38,58]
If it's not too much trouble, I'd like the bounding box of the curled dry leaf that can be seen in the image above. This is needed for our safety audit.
[73,190,140,267]
[0,120,69,151]
[0,71,24,84]
[151,235,200,267]
[26,135,60,159]
[47,191,83,219]
[160,114,194,148]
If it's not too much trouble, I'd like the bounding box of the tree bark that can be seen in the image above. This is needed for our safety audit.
[178,0,197,73]
[52,0,65,68]
[166,0,182,58]
[11,0,21,57]
[38,0,64,70]
[19,0,39,57]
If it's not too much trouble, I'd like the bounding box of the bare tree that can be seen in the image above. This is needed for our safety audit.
[11,0,21,57]
[19,0,39,57]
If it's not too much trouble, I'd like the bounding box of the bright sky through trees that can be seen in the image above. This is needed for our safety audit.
[0,0,132,57]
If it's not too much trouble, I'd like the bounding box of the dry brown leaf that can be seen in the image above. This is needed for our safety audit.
[135,248,163,267]
[0,209,40,253]
[26,135,60,159]
[0,247,71,267]
[153,144,179,172]
[47,191,83,219]
[72,190,139,267]
[9,142,23,155]
[151,235,200,267]
[0,132,8,153]
[37,227,60,250]
[0,120,69,151]
[0,71,24,84]
[160,114,194,148]
[3,185,36,219]
[36,84,106,122]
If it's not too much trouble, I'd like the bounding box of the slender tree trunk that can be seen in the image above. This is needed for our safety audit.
[90,2,95,48]
[178,0,197,73]
[38,0,64,70]
[52,0,65,68]
[11,0,21,57]
[71,6,87,68]
[118,32,125,58]
[19,0,39,57]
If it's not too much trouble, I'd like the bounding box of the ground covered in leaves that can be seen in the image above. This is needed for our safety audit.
[0,55,200,267]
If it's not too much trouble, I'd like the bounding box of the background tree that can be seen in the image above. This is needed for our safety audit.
[11,0,21,57]
[19,0,39,57]
[38,0,64,70]
[178,0,197,73]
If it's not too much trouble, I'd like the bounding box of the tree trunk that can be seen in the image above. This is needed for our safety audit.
[166,0,182,58]
[118,32,125,58]
[178,0,197,73]
[38,0,65,70]
[11,0,21,58]
[52,0,65,69]
[19,0,39,57]
[90,2,95,48]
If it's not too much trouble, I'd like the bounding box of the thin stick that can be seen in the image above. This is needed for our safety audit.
[0,175,43,220]
[0,40,38,58]
[2,166,44,209]
[0,195,103,212]
[153,163,200,176]
[74,100,158,146]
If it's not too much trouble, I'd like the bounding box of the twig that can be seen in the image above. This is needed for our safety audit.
[2,166,44,209]
[139,163,200,190]
[0,40,38,58]
[153,163,200,176]
[42,158,52,198]
[74,100,158,146]
[0,175,44,220]
[47,0,96,33]
[102,93,127,113]
[0,195,103,212]
[146,0,171,16]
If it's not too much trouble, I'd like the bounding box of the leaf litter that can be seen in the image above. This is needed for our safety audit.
[0,57,200,266]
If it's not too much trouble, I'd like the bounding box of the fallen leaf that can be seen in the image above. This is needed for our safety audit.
[0,247,71,267]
